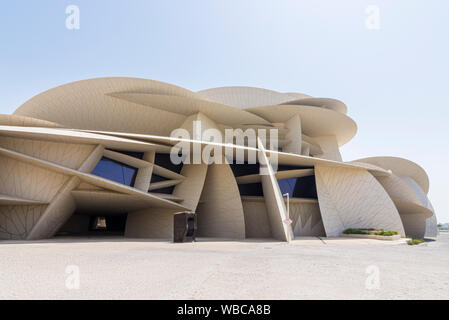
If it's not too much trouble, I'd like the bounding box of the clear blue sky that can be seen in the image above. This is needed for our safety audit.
[1,0,448,222]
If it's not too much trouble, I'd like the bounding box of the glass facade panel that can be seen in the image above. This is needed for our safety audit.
[277,175,318,199]
[91,157,138,187]
[278,178,297,197]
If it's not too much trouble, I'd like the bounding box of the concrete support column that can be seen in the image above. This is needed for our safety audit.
[301,143,310,156]
[196,156,246,239]
[134,151,155,192]
[283,114,302,155]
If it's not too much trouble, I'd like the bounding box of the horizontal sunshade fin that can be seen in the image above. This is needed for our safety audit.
[148,179,183,191]
[240,195,318,204]
[147,193,184,203]
[236,169,315,184]
[103,149,152,169]
[152,164,185,180]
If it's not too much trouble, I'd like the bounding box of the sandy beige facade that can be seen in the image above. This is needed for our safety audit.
[0,77,438,241]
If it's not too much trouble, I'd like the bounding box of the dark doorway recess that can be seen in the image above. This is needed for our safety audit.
[55,212,128,237]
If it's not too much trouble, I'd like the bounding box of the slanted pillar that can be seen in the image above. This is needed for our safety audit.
[283,114,302,155]
[258,138,294,242]
[134,151,155,192]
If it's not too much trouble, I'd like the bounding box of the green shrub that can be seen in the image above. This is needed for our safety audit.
[343,228,369,235]
[407,239,425,245]
[374,231,398,236]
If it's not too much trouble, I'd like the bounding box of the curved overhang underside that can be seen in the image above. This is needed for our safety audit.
[393,199,434,218]
[197,86,347,114]
[245,105,357,146]
[353,157,429,194]
[349,161,393,173]
[197,86,311,109]
[71,190,183,214]
[0,114,62,128]
[15,77,205,107]
[270,151,391,176]
[279,98,348,114]
[108,92,271,126]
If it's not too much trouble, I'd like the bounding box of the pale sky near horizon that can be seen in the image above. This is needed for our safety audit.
[0,0,448,222]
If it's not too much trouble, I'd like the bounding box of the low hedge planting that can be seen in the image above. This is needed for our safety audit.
[374,231,398,236]
[343,228,399,236]
[407,239,425,245]
[342,228,368,235]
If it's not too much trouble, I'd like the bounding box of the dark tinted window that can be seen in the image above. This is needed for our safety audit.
[154,153,184,173]
[91,157,138,187]
[238,183,264,197]
[229,163,260,177]
[277,175,317,199]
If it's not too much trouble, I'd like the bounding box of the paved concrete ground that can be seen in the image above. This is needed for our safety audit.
[1,233,448,300]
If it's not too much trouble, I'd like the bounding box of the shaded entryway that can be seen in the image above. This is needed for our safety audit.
[56,212,128,237]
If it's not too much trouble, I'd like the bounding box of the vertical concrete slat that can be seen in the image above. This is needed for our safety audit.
[134,151,155,191]
[283,114,302,155]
